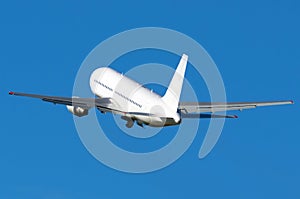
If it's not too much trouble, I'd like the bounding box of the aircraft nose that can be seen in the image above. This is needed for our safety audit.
[89,67,107,94]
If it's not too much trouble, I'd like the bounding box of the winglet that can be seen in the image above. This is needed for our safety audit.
[290,100,294,104]
[9,91,14,95]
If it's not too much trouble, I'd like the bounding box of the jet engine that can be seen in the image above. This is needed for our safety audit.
[66,105,89,117]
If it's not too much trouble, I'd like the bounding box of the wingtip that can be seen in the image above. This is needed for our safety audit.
[290,100,294,104]
[233,115,238,118]
[8,91,14,95]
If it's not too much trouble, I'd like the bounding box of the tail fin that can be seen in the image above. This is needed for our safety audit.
[162,54,188,113]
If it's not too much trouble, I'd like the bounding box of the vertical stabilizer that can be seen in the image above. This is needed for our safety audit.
[162,54,188,113]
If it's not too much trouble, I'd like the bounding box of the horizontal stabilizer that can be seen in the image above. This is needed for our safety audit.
[181,113,238,119]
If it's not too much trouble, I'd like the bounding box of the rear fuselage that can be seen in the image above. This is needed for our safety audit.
[89,67,180,127]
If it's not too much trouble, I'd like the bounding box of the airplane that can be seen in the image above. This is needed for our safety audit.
[9,54,294,128]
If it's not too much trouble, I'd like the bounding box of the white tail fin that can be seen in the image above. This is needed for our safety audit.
[162,54,188,113]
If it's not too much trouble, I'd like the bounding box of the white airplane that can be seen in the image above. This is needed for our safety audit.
[9,54,293,128]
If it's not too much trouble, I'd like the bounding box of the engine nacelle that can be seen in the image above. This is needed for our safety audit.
[66,105,89,117]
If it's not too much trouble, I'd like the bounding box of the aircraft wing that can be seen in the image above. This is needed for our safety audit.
[179,100,294,116]
[8,91,153,116]
[9,91,294,118]
[9,91,109,108]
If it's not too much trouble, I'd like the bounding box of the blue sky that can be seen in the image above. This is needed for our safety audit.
[1,0,299,198]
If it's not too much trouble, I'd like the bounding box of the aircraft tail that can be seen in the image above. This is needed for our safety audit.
[162,54,188,113]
